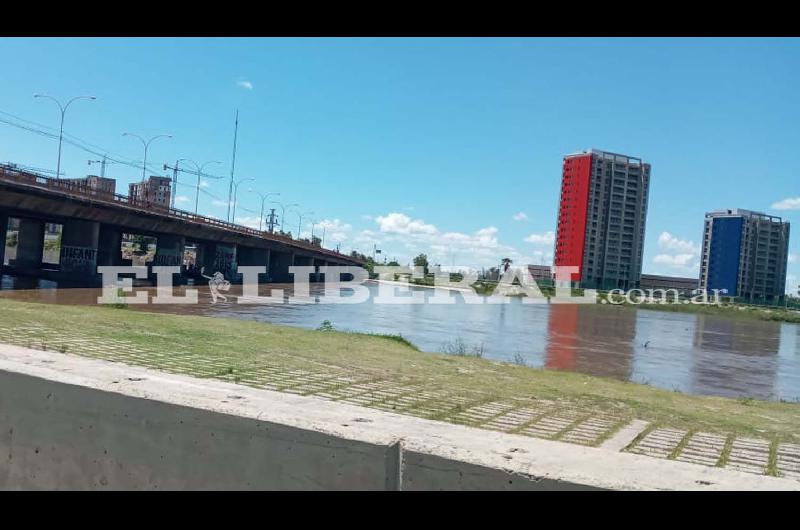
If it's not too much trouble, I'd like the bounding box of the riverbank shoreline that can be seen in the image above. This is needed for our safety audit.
[368,278,474,293]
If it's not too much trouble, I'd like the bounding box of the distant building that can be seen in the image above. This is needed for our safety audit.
[640,274,698,294]
[62,175,116,195]
[554,149,651,290]
[527,264,553,282]
[699,209,790,302]
[129,176,172,208]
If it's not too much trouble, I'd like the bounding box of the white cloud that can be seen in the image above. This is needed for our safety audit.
[199,179,211,189]
[353,212,532,268]
[524,231,555,245]
[789,253,798,264]
[174,195,190,204]
[657,232,700,254]
[653,254,696,268]
[512,212,528,222]
[236,80,254,90]
[314,219,352,244]
[651,231,702,275]
[212,199,232,208]
[772,197,800,211]
[375,213,437,235]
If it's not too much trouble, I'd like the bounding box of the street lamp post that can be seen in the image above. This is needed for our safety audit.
[253,191,280,231]
[291,209,314,241]
[179,159,222,215]
[122,132,172,198]
[271,202,298,234]
[231,177,255,223]
[34,93,96,180]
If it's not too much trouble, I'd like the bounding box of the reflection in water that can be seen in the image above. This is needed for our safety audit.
[777,325,800,402]
[1,275,799,401]
[1,275,58,291]
[545,304,635,379]
[692,316,779,400]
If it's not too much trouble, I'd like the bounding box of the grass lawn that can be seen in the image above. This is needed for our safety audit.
[0,297,798,450]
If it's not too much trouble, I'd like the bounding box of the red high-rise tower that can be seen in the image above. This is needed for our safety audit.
[554,149,651,289]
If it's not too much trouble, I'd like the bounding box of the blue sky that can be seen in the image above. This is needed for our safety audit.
[0,37,798,291]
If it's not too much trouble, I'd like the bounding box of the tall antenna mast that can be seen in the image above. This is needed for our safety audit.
[227,109,239,222]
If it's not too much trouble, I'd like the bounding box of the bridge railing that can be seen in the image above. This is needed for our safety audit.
[0,164,360,263]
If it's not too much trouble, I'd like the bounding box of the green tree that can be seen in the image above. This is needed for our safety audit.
[501,257,513,273]
[413,253,430,275]
[132,234,147,252]
[350,250,376,276]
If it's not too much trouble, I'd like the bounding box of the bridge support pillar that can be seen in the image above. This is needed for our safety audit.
[14,218,45,271]
[269,250,295,283]
[150,234,185,284]
[97,225,123,267]
[208,243,237,281]
[59,219,100,282]
[237,246,269,283]
[0,213,7,270]
[313,258,327,283]
[198,243,215,275]
[292,255,316,284]
[153,234,185,268]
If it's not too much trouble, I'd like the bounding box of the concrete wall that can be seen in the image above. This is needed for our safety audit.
[2,345,797,491]
[0,370,390,490]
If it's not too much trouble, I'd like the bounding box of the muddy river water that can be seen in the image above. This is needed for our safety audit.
[2,274,799,402]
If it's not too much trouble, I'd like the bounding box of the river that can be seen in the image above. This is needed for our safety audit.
[2,274,799,402]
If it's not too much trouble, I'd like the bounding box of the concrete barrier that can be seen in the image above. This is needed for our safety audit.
[1,343,797,490]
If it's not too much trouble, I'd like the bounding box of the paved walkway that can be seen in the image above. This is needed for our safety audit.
[0,321,797,481]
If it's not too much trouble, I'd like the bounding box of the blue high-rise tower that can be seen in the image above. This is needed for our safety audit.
[699,209,790,302]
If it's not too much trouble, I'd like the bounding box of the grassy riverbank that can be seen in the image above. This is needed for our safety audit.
[0,297,798,447]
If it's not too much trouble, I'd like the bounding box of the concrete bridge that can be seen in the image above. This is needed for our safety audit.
[0,165,363,287]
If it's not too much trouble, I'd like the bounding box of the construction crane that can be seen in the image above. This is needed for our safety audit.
[87,155,116,178]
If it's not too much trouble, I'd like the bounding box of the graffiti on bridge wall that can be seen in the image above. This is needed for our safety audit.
[60,246,97,274]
